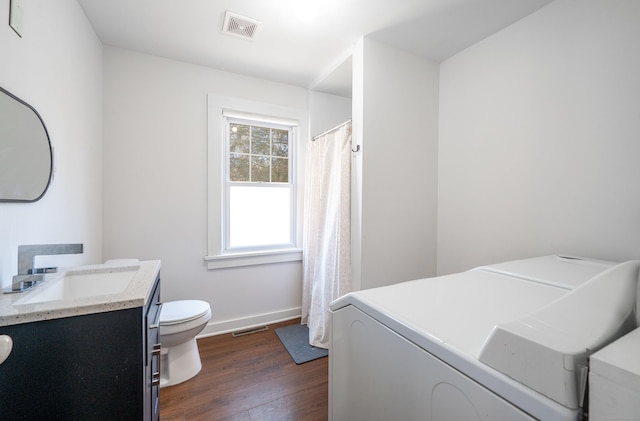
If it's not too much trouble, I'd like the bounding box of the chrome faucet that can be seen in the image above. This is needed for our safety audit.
[4,243,84,293]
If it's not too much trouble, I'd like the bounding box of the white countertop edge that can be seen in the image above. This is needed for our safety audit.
[0,260,161,327]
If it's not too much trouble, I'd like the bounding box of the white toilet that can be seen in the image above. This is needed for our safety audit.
[159,299,212,388]
[103,260,212,388]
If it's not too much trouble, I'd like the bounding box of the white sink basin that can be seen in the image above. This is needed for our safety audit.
[21,267,139,305]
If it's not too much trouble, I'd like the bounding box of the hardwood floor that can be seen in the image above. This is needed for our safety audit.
[160,319,329,421]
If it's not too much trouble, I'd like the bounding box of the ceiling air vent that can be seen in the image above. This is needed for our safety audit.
[222,11,262,41]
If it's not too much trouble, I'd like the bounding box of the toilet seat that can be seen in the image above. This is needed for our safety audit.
[160,300,211,326]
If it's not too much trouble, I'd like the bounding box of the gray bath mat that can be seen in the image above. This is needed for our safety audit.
[275,323,328,364]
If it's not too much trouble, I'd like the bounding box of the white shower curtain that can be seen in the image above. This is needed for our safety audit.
[301,121,352,349]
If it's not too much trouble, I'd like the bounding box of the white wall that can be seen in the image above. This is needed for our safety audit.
[8,0,634,334]
[0,0,103,286]
[102,48,308,334]
[438,0,640,274]
[354,38,440,290]
[309,91,352,138]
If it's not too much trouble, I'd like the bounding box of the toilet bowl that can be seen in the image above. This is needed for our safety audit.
[159,299,212,388]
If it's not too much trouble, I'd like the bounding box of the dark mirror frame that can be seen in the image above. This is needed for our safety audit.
[0,86,53,203]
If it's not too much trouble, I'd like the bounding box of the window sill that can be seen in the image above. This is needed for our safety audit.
[205,249,302,269]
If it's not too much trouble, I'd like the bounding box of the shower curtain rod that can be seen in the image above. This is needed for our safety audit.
[312,119,352,141]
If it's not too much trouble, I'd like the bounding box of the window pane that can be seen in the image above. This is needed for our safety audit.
[252,126,270,156]
[230,154,250,181]
[229,186,291,248]
[272,129,289,157]
[251,156,270,182]
[230,124,250,153]
[272,157,288,182]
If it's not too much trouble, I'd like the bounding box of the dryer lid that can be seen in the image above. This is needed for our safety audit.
[160,300,211,325]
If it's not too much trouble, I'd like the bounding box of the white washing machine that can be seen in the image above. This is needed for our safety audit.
[329,255,640,421]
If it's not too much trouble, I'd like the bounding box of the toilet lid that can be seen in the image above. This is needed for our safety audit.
[160,300,211,325]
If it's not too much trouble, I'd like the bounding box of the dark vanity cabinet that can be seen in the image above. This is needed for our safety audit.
[0,274,161,420]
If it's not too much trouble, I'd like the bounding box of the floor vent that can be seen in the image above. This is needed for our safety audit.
[232,325,269,337]
[222,11,262,41]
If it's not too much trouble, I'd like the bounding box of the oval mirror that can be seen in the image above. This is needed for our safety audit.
[0,87,53,202]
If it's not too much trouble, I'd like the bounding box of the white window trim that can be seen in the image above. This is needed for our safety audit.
[206,94,307,269]
[204,249,303,269]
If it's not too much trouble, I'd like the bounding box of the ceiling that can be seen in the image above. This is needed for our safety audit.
[77,0,553,98]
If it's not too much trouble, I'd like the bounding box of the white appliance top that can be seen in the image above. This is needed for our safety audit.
[331,255,614,358]
[336,269,567,358]
[477,254,615,290]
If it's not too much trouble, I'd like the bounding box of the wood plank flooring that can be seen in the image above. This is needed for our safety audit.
[160,318,329,421]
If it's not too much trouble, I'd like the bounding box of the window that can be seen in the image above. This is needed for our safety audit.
[206,94,306,269]
[225,117,295,251]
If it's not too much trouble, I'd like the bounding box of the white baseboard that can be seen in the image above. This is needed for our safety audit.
[198,307,302,338]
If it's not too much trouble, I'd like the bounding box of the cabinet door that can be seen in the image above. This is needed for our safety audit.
[0,309,143,420]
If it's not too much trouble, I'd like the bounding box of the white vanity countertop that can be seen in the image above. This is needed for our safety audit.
[0,260,161,327]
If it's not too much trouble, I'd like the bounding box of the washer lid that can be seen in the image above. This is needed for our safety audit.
[160,300,210,325]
